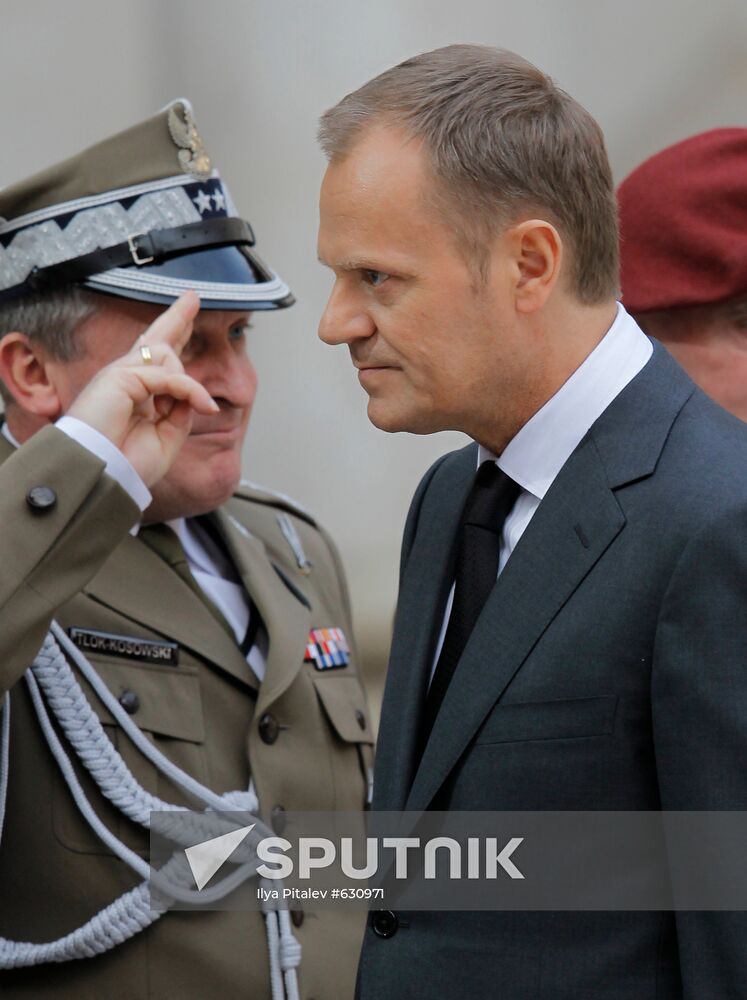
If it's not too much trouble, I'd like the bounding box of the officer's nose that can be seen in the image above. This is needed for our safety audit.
[197,341,257,411]
[318,280,376,347]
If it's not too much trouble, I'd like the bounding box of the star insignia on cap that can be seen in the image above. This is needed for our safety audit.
[193,189,213,214]
[212,189,226,211]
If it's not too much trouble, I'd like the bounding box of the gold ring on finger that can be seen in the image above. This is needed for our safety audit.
[140,345,153,365]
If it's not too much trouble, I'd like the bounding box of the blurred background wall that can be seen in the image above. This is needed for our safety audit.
[2,0,746,722]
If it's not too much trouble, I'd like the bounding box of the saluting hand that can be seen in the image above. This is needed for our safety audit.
[67,292,217,487]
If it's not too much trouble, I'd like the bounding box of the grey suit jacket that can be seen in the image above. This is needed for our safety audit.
[358,342,747,1000]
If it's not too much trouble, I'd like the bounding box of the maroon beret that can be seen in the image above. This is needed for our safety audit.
[618,128,747,313]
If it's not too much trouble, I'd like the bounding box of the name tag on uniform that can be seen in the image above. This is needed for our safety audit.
[305,627,349,670]
[67,628,179,666]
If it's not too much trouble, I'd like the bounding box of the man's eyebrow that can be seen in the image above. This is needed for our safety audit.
[317,254,385,272]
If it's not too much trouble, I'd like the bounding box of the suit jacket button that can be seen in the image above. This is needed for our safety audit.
[259,713,280,744]
[271,805,287,834]
[26,486,57,511]
[119,689,140,715]
[371,909,398,938]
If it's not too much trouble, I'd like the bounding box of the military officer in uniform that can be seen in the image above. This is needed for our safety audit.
[0,100,373,999]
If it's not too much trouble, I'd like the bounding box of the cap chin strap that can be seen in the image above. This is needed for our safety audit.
[0,622,301,1000]
[0,217,256,301]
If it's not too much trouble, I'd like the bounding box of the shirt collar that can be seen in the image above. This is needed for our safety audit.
[1,421,20,449]
[478,303,653,499]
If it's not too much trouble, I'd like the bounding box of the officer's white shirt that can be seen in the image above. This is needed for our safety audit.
[430,303,653,679]
[166,516,267,681]
[1,418,266,680]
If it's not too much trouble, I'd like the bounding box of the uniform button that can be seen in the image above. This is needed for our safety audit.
[371,909,398,938]
[119,689,140,715]
[259,713,280,745]
[290,908,304,928]
[26,486,57,512]
[271,805,287,835]
[355,709,366,730]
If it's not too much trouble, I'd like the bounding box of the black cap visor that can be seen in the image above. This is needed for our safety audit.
[82,243,294,310]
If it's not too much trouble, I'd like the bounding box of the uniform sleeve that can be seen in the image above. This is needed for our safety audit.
[0,425,140,697]
[652,501,747,998]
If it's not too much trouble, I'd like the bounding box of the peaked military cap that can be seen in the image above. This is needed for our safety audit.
[0,99,294,310]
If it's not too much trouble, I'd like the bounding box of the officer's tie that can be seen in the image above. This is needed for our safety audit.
[193,514,262,657]
[420,461,520,751]
[139,523,236,640]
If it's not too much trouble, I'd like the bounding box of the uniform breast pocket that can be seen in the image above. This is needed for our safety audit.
[312,675,375,809]
[474,695,619,745]
[53,656,207,855]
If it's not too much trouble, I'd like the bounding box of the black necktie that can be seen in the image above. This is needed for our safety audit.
[420,462,520,750]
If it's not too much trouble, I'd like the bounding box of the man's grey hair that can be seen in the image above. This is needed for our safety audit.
[0,286,100,407]
[318,44,619,303]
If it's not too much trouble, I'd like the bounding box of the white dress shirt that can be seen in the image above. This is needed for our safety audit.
[430,303,652,678]
[1,418,267,680]
[168,516,267,681]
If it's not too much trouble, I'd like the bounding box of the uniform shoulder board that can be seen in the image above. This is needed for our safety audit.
[234,479,317,526]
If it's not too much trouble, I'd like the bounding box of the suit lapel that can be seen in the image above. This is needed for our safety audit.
[212,506,312,715]
[372,447,476,811]
[405,433,624,809]
[83,533,258,690]
[86,507,313,698]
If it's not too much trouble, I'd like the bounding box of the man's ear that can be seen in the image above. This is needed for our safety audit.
[506,219,563,314]
[0,333,64,418]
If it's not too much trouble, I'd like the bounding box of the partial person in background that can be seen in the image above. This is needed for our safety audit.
[619,128,747,419]
[317,45,747,999]
[0,100,372,1000]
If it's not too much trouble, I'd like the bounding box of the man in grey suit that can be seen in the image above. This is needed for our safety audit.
[316,44,747,999]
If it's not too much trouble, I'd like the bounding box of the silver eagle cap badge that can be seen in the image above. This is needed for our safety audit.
[168,103,213,180]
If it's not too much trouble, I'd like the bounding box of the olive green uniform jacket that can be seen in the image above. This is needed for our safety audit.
[0,426,373,1000]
